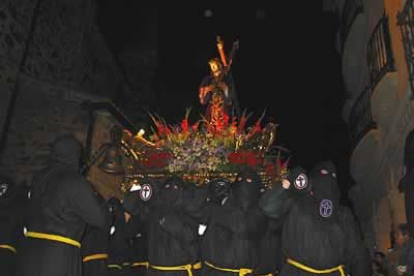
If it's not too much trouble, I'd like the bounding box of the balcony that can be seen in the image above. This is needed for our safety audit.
[339,0,364,48]
[398,0,414,97]
[367,13,398,137]
[349,87,377,148]
[349,86,380,186]
[367,14,396,92]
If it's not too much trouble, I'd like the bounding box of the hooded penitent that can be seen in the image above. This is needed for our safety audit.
[258,164,371,276]
[16,134,110,276]
[123,176,200,276]
[308,161,340,222]
[200,168,266,276]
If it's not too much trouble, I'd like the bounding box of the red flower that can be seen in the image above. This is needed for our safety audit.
[238,115,247,133]
[228,150,262,168]
[140,152,172,168]
[222,113,230,127]
[192,121,200,131]
[181,118,189,133]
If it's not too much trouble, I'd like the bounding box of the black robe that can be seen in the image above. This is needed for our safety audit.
[123,181,200,276]
[108,202,135,276]
[0,176,27,276]
[338,206,372,276]
[81,198,112,276]
[259,170,370,276]
[16,134,111,276]
[255,219,283,276]
[200,187,266,276]
[127,217,148,276]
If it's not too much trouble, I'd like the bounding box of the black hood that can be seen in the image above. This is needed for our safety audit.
[231,168,263,210]
[50,134,83,169]
[208,178,232,205]
[182,183,210,222]
[160,175,184,208]
[309,161,340,221]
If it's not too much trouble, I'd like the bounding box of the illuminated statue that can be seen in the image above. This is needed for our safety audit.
[199,36,240,128]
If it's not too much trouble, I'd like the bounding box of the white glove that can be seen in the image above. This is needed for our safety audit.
[198,224,207,236]
[110,226,116,235]
[130,184,142,192]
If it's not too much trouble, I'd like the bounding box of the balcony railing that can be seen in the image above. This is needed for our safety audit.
[398,0,414,97]
[339,0,364,48]
[349,87,377,148]
[367,14,396,92]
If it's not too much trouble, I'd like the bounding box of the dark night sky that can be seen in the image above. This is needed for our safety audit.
[98,3,353,195]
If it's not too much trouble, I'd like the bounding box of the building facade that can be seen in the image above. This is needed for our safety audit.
[324,0,414,253]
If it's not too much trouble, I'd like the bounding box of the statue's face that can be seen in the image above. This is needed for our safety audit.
[209,62,221,74]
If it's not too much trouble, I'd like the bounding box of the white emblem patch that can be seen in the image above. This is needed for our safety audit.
[294,173,308,190]
[319,199,333,218]
[139,184,153,201]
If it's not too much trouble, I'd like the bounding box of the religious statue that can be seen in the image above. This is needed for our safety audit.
[199,36,239,128]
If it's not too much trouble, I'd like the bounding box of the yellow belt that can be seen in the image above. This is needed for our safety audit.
[108,264,123,270]
[0,244,17,253]
[83,253,108,263]
[132,261,149,269]
[150,262,202,276]
[25,231,81,248]
[205,261,253,276]
[287,258,345,276]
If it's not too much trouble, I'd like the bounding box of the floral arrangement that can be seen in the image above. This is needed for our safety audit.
[121,108,287,185]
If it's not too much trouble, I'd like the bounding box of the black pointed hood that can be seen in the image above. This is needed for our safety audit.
[309,161,340,220]
[232,167,263,211]
[50,134,83,169]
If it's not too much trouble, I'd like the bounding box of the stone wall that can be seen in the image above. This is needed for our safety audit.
[0,73,129,199]
[0,74,96,184]
[0,0,141,196]
[0,0,38,147]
